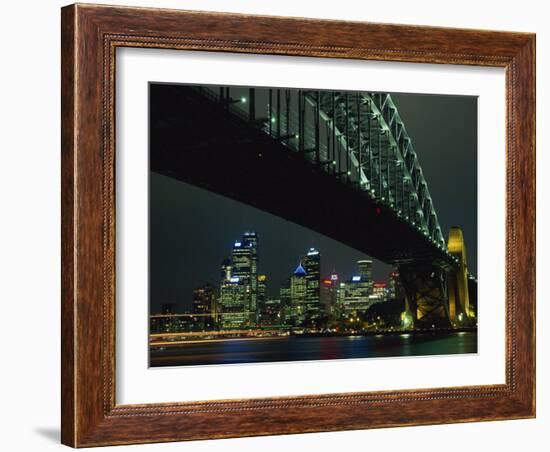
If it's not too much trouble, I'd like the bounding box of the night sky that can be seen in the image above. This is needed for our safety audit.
[149,88,477,313]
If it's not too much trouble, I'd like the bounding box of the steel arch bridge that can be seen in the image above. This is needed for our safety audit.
[150,84,474,328]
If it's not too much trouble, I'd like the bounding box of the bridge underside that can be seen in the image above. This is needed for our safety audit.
[150,84,451,268]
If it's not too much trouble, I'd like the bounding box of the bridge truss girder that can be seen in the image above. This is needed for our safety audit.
[257,87,449,259]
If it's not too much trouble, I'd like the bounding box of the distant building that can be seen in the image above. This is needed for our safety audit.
[290,263,308,326]
[320,274,339,318]
[340,276,371,315]
[220,258,232,282]
[279,281,292,326]
[259,298,282,326]
[303,248,321,323]
[231,232,259,324]
[192,283,217,330]
[371,282,388,303]
[217,232,259,329]
[218,276,249,330]
[357,259,374,293]
[150,314,196,334]
[338,260,375,316]
[257,274,267,309]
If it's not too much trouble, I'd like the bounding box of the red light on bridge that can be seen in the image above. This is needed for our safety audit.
[376,207,381,215]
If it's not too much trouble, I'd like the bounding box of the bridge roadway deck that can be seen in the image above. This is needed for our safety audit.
[150,84,453,268]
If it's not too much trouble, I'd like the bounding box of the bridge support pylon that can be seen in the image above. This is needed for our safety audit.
[399,263,451,329]
[447,226,476,326]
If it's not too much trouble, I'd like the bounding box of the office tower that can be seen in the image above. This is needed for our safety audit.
[218,276,249,330]
[290,263,307,326]
[341,275,372,315]
[357,259,373,280]
[339,260,374,316]
[220,258,232,282]
[257,274,267,309]
[371,282,388,302]
[357,259,374,294]
[320,274,339,319]
[303,248,321,323]
[259,298,282,327]
[256,274,268,326]
[279,281,292,327]
[192,283,217,330]
[231,232,258,324]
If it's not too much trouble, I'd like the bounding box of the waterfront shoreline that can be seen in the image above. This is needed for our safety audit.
[150,326,478,348]
[149,330,478,367]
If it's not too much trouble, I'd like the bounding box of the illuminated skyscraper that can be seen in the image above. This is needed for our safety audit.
[230,232,259,324]
[219,276,249,329]
[320,274,339,319]
[279,281,292,326]
[257,274,267,311]
[357,259,373,279]
[371,282,388,302]
[339,260,375,315]
[290,263,307,325]
[341,276,371,315]
[220,258,232,281]
[304,248,321,323]
[357,259,374,294]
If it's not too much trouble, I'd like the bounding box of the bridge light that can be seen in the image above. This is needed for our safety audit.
[270,117,276,123]
[241,97,247,103]
[347,171,351,176]
[295,134,299,139]
[332,160,337,165]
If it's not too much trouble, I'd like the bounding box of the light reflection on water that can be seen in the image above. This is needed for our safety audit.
[150,331,477,367]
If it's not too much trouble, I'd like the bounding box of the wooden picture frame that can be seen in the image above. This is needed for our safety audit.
[61,3,535,447]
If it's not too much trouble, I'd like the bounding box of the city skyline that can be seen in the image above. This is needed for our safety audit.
[149,181,394,314]
[150,223,394,315]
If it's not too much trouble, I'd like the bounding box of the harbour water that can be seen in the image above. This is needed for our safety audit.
[150,331,477,367]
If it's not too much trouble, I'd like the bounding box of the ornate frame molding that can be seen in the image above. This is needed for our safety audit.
[61,4,535,447]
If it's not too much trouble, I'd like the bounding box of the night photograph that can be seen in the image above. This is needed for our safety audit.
[148,83,478,367]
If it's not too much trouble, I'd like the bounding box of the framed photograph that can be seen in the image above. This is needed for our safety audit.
[61,3,535,447]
